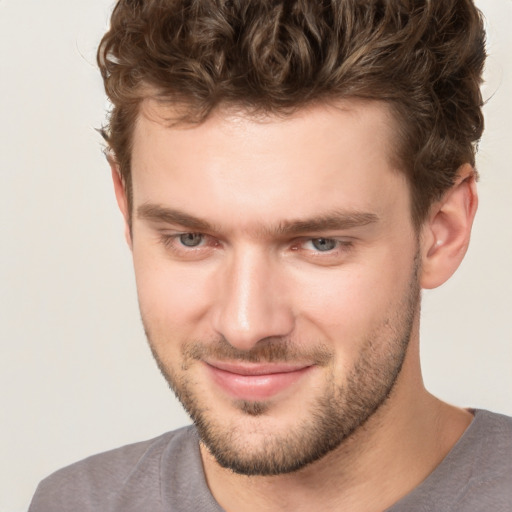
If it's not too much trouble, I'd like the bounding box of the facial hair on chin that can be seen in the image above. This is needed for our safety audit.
[143,258,421,476]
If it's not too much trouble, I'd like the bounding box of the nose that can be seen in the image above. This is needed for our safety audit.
[211,246,295,351]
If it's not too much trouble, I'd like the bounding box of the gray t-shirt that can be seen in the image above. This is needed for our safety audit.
[29,409,512,511]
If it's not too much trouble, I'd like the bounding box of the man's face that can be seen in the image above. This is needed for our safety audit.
[127,100,421,475]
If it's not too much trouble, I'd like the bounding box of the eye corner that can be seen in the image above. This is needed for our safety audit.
[287,236,356,266]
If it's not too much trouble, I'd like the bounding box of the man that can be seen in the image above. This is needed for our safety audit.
[30,0,511,510]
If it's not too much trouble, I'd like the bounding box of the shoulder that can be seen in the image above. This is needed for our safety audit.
[462,409,512,480]
[446,409,512,510]
[464,409,512,463]
[28,426,199,512]
[389,409,512,511]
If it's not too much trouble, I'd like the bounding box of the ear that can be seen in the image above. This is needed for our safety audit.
[420,164,478,289]
[109,157,133,250]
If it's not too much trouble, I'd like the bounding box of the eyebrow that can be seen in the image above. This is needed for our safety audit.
[273,211,379,235]
[137,203,379,236]
[138,203,214,232]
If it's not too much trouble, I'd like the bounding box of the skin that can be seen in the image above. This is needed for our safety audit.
[112,99,478,511]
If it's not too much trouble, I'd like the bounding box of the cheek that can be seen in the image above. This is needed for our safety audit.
[293,250,416,340]
[132,247,215,338]
[295,270,381,333]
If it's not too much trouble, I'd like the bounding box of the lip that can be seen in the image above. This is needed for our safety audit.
[204,360,314,401]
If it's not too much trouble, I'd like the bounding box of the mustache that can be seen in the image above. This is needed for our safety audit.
[182,336,333,366]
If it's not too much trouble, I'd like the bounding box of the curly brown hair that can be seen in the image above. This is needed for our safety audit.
[97,0,486,227]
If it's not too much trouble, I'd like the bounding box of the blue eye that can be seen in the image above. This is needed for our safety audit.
[310,238,338,251]
[179,233,204,247]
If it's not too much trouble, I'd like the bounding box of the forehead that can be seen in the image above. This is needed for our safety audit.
[130,100,409,232]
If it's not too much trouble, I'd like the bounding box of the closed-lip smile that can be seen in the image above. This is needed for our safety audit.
[204,360,314,401]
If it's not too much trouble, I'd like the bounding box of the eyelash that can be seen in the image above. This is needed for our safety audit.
[160,233,217,252]
[158,233,354,261]
[298,238,352,253]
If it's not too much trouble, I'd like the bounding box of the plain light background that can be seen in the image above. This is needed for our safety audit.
[0,1,510,511]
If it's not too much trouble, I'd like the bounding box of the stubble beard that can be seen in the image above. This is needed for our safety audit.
[143,263,420,476]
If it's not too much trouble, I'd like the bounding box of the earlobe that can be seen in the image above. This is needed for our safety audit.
[109,158,133,250]
[420,164,478,289]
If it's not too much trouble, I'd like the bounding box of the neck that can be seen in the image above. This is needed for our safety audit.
[200,340,473,512]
